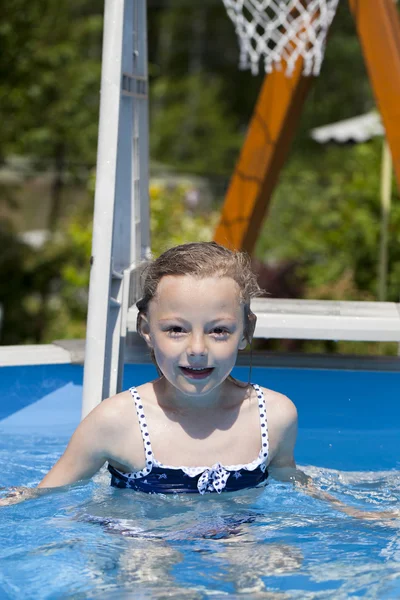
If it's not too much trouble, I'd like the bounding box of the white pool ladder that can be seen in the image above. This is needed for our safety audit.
[81,0,150,419]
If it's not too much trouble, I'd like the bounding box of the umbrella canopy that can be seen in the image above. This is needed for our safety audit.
[310,111,384,144]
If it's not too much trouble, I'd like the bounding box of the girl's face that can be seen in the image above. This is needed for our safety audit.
[141,275,247,398]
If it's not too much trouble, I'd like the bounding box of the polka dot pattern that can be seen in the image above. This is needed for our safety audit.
[110,383,269,494]
[197,462,231,494]
[116,386,155,480]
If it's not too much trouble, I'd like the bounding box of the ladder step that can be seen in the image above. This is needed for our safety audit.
[111,270,123,280]
[121,72,148,98]
[109,297,121,308]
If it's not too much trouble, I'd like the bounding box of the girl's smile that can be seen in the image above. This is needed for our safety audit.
[179,366,215,380]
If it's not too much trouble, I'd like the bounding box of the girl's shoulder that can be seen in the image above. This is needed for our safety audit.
[89,388,149,457]
[98,381,157,415]
[255,384,297,425]
[90,388,141,436]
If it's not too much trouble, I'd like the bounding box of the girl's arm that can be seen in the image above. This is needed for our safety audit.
[273,467,399,522]
[1,399,117,506]
[37,408,108,488]
[268,394,399,521]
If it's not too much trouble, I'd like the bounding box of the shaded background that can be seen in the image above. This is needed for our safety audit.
[1,0,399,355]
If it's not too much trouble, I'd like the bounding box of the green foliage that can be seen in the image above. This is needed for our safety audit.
[0,0,102,164]
[150,75,242,176]
[150,181,218,256]
[0,213,92,344]
[256,139,400,304]
[0,1,102,342]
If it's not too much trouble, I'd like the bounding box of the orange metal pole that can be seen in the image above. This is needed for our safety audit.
[213,60,313,254]
[349,0,400,188]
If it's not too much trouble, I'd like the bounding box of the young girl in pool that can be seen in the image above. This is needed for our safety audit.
[2,242,398,520]
[37,241,298,494]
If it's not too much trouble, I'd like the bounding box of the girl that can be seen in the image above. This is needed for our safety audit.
[2,242,398,521]
[37,241,298,494]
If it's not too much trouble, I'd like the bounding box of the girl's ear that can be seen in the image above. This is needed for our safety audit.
[242,305,257,349]
[137,312,152,347]
[238,335,248,351]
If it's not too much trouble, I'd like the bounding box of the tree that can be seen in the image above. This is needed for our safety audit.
[0,0,102,343]
[0,0,103,230]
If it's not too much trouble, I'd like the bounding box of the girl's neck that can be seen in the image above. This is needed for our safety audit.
[154,377,238,414]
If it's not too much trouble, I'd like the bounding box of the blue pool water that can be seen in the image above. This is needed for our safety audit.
[0,363,399,598]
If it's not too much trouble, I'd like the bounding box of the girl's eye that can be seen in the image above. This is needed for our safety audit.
[166,326,186,337]
[211,328,230,337]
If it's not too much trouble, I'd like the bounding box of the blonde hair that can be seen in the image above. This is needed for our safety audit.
[137,241,262,343]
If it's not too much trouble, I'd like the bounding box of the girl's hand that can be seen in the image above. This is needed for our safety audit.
[269,469,399,522]
[300,478,399,522]
[332,503,400,522]
[0,486,42,507]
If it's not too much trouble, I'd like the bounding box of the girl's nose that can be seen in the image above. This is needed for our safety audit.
[188,333,207,356]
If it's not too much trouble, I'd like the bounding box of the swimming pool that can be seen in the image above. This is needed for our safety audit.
[1,363,399,598]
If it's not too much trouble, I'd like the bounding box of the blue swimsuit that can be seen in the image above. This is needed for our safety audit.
[108,383,269,494]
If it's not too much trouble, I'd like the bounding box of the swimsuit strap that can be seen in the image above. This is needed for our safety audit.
[125,386,155,479]
[251,383,269,463]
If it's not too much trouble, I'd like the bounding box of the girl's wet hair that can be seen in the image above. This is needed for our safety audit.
[136,241,263,344]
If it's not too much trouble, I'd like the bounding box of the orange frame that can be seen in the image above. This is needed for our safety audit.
[349,0,400,187]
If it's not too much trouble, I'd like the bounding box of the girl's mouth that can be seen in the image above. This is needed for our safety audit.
[179,366,214,380]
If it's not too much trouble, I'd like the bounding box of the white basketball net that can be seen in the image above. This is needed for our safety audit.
[222,0,340,76]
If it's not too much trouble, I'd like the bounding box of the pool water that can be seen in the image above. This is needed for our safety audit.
[0,364,399,598]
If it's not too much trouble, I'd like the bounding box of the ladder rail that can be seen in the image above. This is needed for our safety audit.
[82,0,149,419]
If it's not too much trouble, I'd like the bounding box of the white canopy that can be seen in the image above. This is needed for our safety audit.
[311,111,384,144]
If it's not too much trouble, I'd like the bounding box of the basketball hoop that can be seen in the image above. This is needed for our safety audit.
[222,0,340,76]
